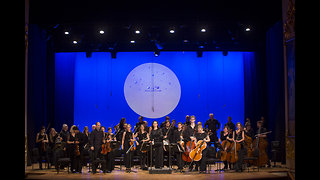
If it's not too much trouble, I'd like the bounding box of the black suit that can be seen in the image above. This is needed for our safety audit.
[89,129,106,173]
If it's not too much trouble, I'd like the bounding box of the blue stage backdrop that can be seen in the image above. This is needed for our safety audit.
[55,51,251,138]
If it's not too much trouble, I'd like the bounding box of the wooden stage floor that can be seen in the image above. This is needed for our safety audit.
[25,162,290,180]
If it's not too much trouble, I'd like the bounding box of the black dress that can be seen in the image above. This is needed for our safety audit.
[123,131,134,169]
[234,130,247,171]
[137,131,148,169]
[150,128,163,168]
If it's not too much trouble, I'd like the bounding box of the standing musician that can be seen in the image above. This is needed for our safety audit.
[135,116,145,132]
[172,122,185,171]
[36,126,49,170]
[204,113,220,147]
[184,115,191,126]
[162,119,174,167]
[232,122,246,172]
[67,126,82,173]
[149,120,164,169]
[135,124,150,170]
[89,122,107,174]
[253,120,269,167]
[106,127,116,172]
[225,116,236,133]
[190,125,210,173]
[121,124,138,173]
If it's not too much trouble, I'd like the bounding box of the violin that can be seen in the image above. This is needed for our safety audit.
[129,132,136,151]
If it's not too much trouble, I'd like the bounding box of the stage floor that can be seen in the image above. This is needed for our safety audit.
[25,162,290,180]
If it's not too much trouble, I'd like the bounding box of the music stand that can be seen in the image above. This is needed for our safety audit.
[110,141,121,150]
[170,143,183,172]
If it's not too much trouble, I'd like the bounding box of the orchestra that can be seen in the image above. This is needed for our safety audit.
[35,113,271,174]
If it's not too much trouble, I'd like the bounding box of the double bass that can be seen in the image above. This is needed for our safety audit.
[252,126,269,166]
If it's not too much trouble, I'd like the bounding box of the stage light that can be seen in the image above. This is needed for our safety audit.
[99,30,105,34]
[154,49,160,57]
[73,40,78,44]
[135,30,140,34]
[64,31,69,35]
[201,28,206,33]
[245,27,251,32]
[86,51,92,58]
[199,45,204,49]
[183,40,189,43]
[169,29,175,34]
[130,40,135,44]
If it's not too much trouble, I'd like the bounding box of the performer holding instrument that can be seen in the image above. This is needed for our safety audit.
[121,124,138,173]
[136,124,150,170]
[189,125,210,173]
[149,121,164,169]
[231,122,246,172]
[218,125,233,170]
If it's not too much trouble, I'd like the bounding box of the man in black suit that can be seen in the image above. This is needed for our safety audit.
[89,122,106,173]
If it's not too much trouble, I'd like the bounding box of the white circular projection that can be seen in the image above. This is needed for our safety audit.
[124,63,181,119]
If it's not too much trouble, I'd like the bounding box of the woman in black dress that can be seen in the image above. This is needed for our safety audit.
[136,124,150,170]
[149,121,164,169]
[191,125,210,173]
[121,124,138,172]
[233,122,246,172]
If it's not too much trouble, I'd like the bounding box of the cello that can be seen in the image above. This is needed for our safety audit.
[220,140,232,161]
[189,132,211,162]
[182,126,196,162]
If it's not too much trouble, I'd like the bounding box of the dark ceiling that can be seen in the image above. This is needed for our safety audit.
[29,0,282,52]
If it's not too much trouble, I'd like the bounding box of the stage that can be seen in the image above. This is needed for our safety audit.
[25,162,290,180]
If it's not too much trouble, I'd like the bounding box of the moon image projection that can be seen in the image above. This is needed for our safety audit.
[124,63,181,118]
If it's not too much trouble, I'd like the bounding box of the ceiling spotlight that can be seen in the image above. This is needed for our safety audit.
[73,40,78,44]
[154,49,160,57]
[169,29,175,34]
[64,31,70,35]
[130,40,135,44]
[99,30,105,34]
[183,40,189,43]
[245,27,251,32]
[201,28,206,33]
[197,51,203,58]
[135,30,140,34]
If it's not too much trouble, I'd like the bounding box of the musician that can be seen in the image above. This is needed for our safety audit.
[185,115,197,171]
[89,122,107,174]
[36,126,49,170]
[136,124,150,170]
[190,125,210,173]
[67,126,82,173]
[244,122,254,139]
[219,126,232,170]
[135,116,145,132]
[225,116,236,133]
[162,119,174,167]
[233,122,246,172]
[255,120,270,167]
[149,120,164,169]
[160,116,170,129]
[81,126,90,167]
[115,118,126,142]
[172,122,185,171]
[106,127,116,172]
[204,113,220,146]
[121,124,138,172]
[60,124,69,143]
[184,115,190,126]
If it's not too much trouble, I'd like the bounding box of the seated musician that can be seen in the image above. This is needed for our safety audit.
[190,125,210,173]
